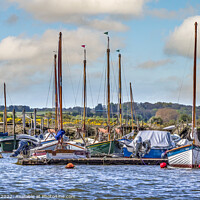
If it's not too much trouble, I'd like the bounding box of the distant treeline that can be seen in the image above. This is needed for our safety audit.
[0,102,196,122]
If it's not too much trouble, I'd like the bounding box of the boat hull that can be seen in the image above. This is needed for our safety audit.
[0,135,40,153]
[167,144,200,168]
[0,139,19,152]
[31,141,90,159]
[86,140,121,157]
[123,147,167,158]
[33,149,89,159]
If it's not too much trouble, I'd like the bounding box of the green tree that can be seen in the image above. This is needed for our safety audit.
[150,117,163,125]
[179,114,191,122]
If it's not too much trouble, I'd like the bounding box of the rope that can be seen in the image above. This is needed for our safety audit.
[108,140,112,155]
[96,54,106,104]
[140,158,147,165]
[122,58,129,132]
[45,64,54,108]
[87,71,94,109]
[62,38,76,106]
[177,34,193,104]
[110,55,118,100]
[74,71,82,107]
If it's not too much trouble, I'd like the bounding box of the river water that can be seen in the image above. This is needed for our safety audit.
[1,153,200,200]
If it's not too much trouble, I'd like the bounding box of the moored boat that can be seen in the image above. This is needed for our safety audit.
[0,134,40,152]
[122,130,174,158]
[167,22,200,168]
[86,140,121,157]
[167,143,200,168]
[86,32,123,157]
[29,32,89,159]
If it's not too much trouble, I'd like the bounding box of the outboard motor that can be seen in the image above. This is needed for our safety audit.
[135,136,143,158]
[142,140,151,156]
[161,151,167,158]
[10,140,37,157]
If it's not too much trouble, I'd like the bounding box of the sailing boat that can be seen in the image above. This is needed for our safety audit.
[32,32,89,159]
[118,82,135,147]
[114,50,123,138]
[86,33,121,157]
[75,45,88,145]
[122,81,175,158]
[0,83,39,153]
[0,83,8,137]
[167,22,200,168]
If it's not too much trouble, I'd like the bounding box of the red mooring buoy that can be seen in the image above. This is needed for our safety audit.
[198,164,200,168]
[65,163,75,169]
[160,162,167,168]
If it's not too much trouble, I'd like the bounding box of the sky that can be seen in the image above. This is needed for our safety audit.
[0,0,200,108]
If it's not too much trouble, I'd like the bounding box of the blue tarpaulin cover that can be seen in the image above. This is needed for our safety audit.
[0,132,8,137]
[55,129,65,140]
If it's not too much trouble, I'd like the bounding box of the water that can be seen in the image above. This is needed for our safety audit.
[1,153,200,200]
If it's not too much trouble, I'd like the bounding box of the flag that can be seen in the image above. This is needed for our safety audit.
[116,49,120,52]
[104,32,108,35]
[81,45,85,48]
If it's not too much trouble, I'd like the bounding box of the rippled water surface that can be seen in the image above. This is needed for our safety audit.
[1,153,200,199]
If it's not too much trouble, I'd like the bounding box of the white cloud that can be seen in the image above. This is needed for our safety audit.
[0,28,124,91]
[9,0,145,16]
[137,59,173,69]
[147,6,197,20]
[8,0,146,31]
[165,16,200,58]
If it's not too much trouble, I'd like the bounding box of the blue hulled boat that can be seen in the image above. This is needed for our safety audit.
[122,130,174,158]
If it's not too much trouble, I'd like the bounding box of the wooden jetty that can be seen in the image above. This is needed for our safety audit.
[17,157,168,166]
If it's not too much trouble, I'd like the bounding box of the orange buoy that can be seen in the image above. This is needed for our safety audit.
[65,163,75,169]
[160,162,167,168]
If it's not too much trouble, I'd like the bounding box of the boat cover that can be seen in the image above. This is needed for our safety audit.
[193,128,200,146]
[177,139,192,147]
[0,132,8,137]
[55,129,65,140]
[122,131,134,139]
[0,134,40,143]
[129,130,173,149]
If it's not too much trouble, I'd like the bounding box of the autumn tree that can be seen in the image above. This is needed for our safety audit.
[155,108,179,123]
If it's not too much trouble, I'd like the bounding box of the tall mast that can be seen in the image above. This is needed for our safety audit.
[130,82,138,132]
[58,32,63,129]
[130,82,134,131]
[192,22,198,138]
[118,52,122,129]
[4,83,7,132]
[83,47,86,135]
[54,54,58,130]
[107,36,111,140]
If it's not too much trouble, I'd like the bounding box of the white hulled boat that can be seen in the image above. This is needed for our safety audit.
[167,22,200,168]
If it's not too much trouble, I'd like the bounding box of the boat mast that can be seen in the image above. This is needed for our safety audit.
[4,83,7,133]
[83,46,86,138]
[130,82,138,132]
[58,32,63,130]
[54,54,58,130]
[192,22,197,139]
[118,51,122,131]
[107,36,111,140]
[130,82,134,132]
